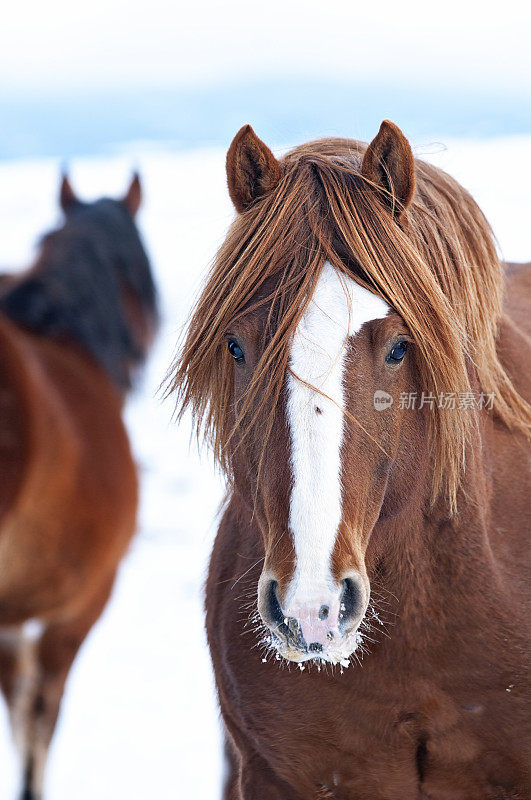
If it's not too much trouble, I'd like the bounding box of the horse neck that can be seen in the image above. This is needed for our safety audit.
[120,283,157,369]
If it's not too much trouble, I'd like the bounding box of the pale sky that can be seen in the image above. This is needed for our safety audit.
[1,0,530,95]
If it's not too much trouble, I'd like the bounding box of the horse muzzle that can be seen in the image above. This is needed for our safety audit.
[258,571,369,664]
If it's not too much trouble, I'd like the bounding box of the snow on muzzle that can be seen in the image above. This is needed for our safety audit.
[258,570,369,663]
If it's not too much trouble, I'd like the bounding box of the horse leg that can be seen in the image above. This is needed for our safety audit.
[0,579,114,800]
[0,625,24,715]
[0,621,46,799]
[221,723,302,800]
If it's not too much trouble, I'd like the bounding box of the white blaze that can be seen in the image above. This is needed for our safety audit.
[285,262,389,606]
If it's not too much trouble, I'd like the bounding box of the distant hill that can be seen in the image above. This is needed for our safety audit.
[1,79,530,160]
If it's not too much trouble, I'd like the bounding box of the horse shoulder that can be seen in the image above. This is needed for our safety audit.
[30,335,138,561]
[0,316,34,526]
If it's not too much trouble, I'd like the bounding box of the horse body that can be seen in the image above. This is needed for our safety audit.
[0,175,156,799]
[207,266,530,798]
[0,322,137,623]
[175,122,530,799]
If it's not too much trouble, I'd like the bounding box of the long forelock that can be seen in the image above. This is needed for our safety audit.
[173,137,531,513]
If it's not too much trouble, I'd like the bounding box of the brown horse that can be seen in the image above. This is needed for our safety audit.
[173,122,531,799]
[0,174,157,799]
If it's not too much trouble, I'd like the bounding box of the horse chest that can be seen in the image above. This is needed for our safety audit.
[209,505,529,799]
[222,645,528,800]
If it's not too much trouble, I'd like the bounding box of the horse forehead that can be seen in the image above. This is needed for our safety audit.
[290,264,390,377]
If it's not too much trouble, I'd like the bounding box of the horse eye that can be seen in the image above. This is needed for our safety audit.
[386,340,408,364]
[227,338,245,364]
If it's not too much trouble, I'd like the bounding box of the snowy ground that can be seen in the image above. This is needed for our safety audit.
[0,135,529,798]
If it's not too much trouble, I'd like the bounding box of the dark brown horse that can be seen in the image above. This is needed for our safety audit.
[0,174,157,799]
[174,122,531,799]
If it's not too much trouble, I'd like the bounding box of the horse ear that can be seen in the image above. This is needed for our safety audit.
[226,125,281,213]
[361,120,415,219]
[123,172,142,217]
[59,174,78,213]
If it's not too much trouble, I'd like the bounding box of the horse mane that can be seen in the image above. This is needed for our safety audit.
[0,198,158,388]
[172,137,531,513]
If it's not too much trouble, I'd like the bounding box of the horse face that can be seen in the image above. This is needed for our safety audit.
[229,263,423,664]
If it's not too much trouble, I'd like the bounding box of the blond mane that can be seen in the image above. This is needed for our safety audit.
[171,137,531,513]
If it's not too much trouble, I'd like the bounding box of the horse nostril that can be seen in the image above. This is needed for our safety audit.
[318,605,329,620]
[309,642,323,653]
[340,577,361,624]
[266,580,285,627]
